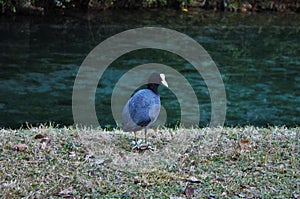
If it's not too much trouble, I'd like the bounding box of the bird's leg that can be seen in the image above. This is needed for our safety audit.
[134,131,137,143]
[144,128,148,144]
[132,131,139,151]
[143,128,155,150]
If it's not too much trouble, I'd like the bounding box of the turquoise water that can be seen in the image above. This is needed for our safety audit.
[0,11,299,128]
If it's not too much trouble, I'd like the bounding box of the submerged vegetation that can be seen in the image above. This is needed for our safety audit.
[1,0,299,14]
[0,125,299,197]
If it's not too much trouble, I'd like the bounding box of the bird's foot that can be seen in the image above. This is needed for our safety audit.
[131,139,143,146]
[132,140,155,151]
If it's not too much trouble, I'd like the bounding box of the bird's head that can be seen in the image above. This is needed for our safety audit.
[148,72,168,88]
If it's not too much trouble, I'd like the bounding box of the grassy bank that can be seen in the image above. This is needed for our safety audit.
[0,126,299,198]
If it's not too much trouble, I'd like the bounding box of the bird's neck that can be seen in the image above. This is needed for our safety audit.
[147,83,159,94]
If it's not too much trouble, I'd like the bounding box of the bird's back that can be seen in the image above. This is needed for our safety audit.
[122,89,161,132]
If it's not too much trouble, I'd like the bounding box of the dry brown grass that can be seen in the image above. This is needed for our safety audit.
[0,125,299,198]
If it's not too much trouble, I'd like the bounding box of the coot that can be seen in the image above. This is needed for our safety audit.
[122,72,168,145]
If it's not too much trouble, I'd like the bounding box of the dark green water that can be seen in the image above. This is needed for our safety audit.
[0,10,299,128]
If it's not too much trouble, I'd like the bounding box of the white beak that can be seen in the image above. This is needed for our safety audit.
[160,73,168,88]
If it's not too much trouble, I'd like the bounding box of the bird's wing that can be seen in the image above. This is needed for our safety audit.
[122,100,143,132]
[128,90,160,127]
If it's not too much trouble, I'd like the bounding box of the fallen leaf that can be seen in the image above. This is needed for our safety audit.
[13,144,28,151]
[100,139,106,145]
[93,157,111,165]
[40,137,51,143]
[34,133,45,139]
[119,152,126,160]
[141,178,149,187]
[94,158,106,165]
[207,193,218,198]
[58,187,75,197]
[69,152,76,158]
[133,176,139,184]
[40,137,51,150]
[132,177,153,187]
[85,151,95,159]
[184,185,196,196]
[292,193,299,199]
[239,139,251,151]
[41,142,47,150]
[185,176,201,183]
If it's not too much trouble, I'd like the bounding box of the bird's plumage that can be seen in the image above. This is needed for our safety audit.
[122,89,161,132]
[121,72,168,143]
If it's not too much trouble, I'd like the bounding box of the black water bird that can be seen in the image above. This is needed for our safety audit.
[122,72,168,146]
